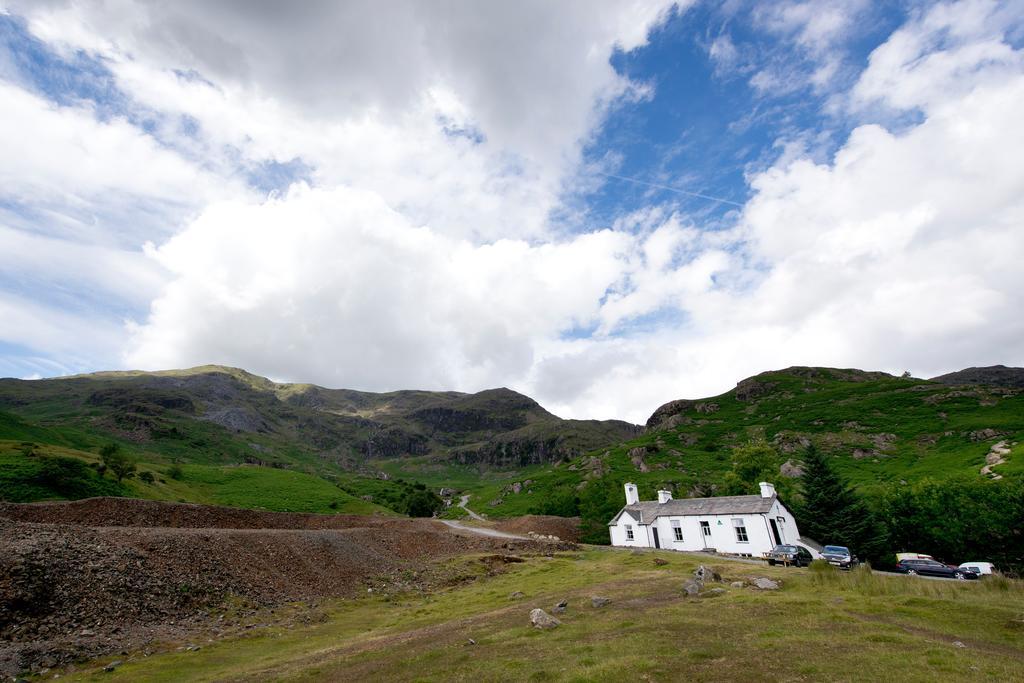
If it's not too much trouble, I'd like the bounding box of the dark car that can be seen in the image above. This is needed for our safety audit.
[767,544,813,567]
[895,558,979,580]
[821,545,858,569]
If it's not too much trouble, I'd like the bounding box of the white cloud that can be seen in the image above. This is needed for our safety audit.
[4,0,1024,427]
[0,80,239,244]
[124,184,739,406]
[13,0,682,242]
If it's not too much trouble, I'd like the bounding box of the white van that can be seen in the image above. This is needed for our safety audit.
[959,561,996,576]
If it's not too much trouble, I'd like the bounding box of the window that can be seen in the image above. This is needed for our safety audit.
[700,521,711,537]
[732,518,749,543]
[672,521,683,542]
[625,524,634,540]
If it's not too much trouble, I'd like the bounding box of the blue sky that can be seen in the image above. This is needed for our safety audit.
[1,1,1023,421]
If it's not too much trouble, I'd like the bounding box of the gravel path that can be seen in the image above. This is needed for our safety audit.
[458,494,486,521]
[439,520,528,539]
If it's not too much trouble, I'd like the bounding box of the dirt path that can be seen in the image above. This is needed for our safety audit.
[458,494,485,521]
[981,440,1011,479]
[440,519,528,539]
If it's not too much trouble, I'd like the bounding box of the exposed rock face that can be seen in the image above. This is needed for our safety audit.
[752,577,780,590]
[734,378,778,402]
[780,460,805,478]
[87,387,196,414]
[590,596,611,608]
[646,399,697,430]
[360,426,430,458]
[529,608,560,630]
[969,428,1005,442]
[201,407,269,433]
[931,365,1024,388]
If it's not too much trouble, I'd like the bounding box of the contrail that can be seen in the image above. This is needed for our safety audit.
[597,171,744,207]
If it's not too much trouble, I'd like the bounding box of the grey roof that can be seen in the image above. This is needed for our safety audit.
[610,494,776,525]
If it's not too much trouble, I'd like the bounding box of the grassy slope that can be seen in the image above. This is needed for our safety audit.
[67,549,1024,682]
[4,367,1022,522]
[446,370,1024,519]
[0,440,393,515]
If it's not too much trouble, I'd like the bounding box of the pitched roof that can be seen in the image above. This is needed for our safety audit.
[609,494,776,525]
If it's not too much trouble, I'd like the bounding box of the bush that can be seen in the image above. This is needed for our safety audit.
[166,464,184,480]
[404,488,443,517]
[138,471,155,484]
[99,443,136,482]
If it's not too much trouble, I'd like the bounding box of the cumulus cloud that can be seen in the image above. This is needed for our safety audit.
[124,184,725,400]
[4,1,1024,425]
[13,0,681,241]
[545,0,1024,420]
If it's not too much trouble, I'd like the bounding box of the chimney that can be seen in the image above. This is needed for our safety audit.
[657,490,673,504]
[759,482,776,499]
[624,482,639,505]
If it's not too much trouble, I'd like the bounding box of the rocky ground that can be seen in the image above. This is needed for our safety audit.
[493,515,580,542]
[0,498,573,678]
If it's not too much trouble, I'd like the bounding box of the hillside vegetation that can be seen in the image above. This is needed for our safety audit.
[2,365,1022,564]
[451,367,1024,568]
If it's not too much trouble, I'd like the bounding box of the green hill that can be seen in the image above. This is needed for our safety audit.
[3,364,1022,566]
[0,366,638,516]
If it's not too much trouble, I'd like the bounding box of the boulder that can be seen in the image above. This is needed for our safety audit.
[509,591,525,600]
[751,577,779,590]
[591,596,612,608]
[694,565,721,583]
[553,599,568,614]
[681,579,702,597]
[730,581,745,588]
[529,608,561,630]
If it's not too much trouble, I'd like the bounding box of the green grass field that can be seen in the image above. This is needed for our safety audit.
[0,440,393,515]
[64,549,1024,682]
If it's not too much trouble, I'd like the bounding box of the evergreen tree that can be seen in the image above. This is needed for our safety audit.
[796,445,884,561]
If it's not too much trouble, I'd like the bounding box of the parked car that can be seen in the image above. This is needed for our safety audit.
[895,552,934,562]
[821,545,858,569]
[766,544,813,567]
[958,561,997,576]
[895,558,979,580]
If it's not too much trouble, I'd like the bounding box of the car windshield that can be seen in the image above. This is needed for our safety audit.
[823,546,849,554]
[775,545,797,552]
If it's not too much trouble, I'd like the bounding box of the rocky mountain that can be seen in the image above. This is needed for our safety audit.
[0,366,639,471]
[930,365,1024,388]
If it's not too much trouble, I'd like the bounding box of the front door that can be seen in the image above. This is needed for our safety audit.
[700,521,712,548]
[769,519,782,545]
[652,527,660,549]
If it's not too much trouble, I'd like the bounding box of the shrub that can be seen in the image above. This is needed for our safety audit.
[166,464,184,480]
[138,471,155,484]
[99,443,136,482]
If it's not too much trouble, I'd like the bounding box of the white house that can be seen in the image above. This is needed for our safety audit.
[608,482,817,558]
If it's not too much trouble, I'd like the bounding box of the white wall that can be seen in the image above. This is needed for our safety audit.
[608,510,651,548]
[610,500,805,558]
